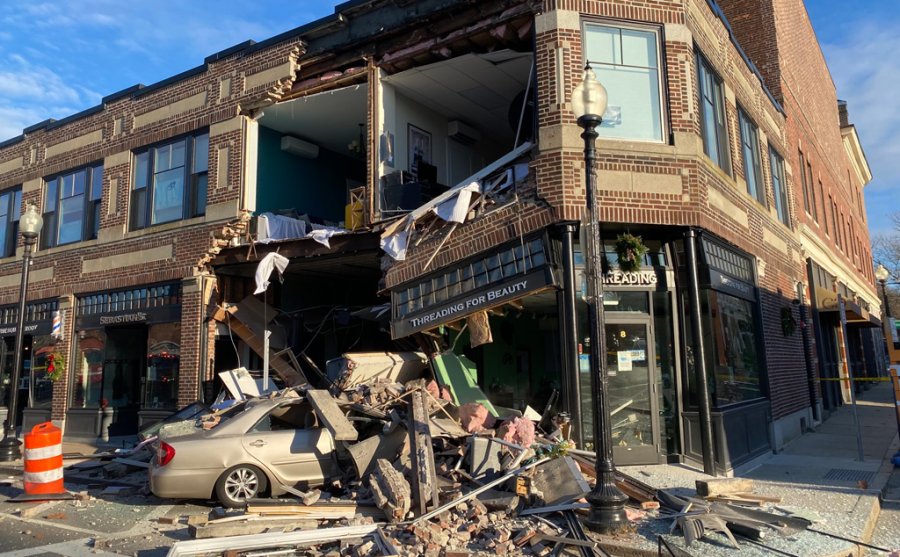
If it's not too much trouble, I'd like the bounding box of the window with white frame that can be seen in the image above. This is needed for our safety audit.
[768,146,789,226]
[0,187,22,257]
[738,108,765,206]
[697,53,731,174]
[42,164,103,249]
[131,131,208,229]
[583,23,664,142]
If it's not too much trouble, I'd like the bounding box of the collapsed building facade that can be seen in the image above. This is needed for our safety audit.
[0,0,881,473]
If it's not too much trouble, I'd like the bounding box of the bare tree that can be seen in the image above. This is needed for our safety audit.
[872,212,900,315]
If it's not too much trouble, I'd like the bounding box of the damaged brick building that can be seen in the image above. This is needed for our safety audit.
[0,0,882,474]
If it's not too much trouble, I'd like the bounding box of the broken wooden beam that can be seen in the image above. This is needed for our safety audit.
[211,305,308,387]
[306,389,358,442]
[244,501,379,520]
[190,516,318,539]
[695,478,754,497]
[408,390,440,515]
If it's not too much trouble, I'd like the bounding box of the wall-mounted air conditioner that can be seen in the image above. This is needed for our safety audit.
[447,120,481,145]
[281,136,319,158]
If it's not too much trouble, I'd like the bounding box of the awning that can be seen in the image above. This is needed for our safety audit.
[816,288,881,328]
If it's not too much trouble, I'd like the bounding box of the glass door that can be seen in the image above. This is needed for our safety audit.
[605,320,660,464]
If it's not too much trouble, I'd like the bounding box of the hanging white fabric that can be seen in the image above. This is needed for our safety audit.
[254,252,289,294]
[381,229,410,261]
[432,181,481,223]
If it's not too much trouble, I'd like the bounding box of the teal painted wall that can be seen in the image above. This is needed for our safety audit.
[256,126,365,222]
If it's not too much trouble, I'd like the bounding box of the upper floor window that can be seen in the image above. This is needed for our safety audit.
[697,53,731,174]
[738,108,765,206]
[131,131,208,229]
[42,164,103,249]
[798,150,811,214]
[807,160,818,222]
[583,23,664,142]
[0,187,22,258]
[768,147,789,227]
[830,197,840,249]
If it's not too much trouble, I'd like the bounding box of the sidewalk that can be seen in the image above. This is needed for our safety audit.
[606,382,900,557]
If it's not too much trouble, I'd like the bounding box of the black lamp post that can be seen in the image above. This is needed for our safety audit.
[876,264,892,320]
[875,264,893,372]
[0,204,44,462]
[572,64,629,534]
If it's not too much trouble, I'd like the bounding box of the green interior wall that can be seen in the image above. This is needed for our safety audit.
[453,313,559,412]
[256,126,365,222]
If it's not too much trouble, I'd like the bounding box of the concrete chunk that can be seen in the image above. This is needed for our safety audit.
[369,459,411,522]
[530,456,590,506]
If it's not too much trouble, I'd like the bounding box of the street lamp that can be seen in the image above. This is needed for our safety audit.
[572,64,629,534]
[0,204,43,462]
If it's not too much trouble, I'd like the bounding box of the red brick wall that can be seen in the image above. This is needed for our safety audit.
[385,0,810,420]
[0,38,303,416]
[718,0,875,287]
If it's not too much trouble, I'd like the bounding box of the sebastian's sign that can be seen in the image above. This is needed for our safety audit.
[99,312,148,325]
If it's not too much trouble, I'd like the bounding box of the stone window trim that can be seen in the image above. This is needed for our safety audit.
[696,51,732,176]
[0,185,22,258]
[737,106,766,207]
[42,162,103,249]
[131,129,209,231]
[581,19,668,143]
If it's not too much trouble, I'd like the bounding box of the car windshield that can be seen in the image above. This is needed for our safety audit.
[157,399,251,438]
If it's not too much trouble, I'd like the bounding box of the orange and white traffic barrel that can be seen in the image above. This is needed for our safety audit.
[23,422,65,495]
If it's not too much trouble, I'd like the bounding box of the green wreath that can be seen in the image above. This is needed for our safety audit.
[614,233,649,273]
[46,352,65,382]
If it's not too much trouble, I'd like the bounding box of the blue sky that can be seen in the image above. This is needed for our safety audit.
[0,1,896,236]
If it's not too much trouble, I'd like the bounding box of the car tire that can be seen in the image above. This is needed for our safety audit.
[215,464,268,508]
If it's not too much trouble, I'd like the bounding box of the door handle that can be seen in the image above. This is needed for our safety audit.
[250,440,267,447]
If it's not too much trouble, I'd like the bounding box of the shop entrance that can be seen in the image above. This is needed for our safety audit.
[102,327,146,436]
[604,318,660,464]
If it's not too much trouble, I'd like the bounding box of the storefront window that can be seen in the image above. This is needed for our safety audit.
[70,329,106,408]
[0,338,12,409]
[146,323,180,409]
[603,291,649,313]
[30,335,58,408]
[706,290,763,405]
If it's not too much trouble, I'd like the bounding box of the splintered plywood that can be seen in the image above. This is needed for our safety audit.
[306,390,358,442]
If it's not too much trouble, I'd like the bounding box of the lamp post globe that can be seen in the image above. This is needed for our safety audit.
[572,64,629,534]
[0,204,44,462]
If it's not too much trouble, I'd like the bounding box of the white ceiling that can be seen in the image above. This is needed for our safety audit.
[259,50,533,155]
[260,85,367,155]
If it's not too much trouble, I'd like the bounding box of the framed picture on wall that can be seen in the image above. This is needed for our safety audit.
[408,124,431,178]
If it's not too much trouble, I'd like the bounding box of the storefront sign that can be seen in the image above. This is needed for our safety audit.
[603,270,659,287]
[0,323,40,336]
[76,305,180,329]
[709,269,756,301]
[392,268,554,338]
[99,312,148,325]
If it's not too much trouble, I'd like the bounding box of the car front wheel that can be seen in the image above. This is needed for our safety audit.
[215,464,268,508]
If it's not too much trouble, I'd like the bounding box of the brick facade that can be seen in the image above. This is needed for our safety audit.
[0,0,876,454]
[0,37,303,428]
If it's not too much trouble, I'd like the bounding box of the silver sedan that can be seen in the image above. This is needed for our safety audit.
[149,396,339,507]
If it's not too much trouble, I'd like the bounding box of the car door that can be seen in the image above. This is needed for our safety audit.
[241,402,337,487]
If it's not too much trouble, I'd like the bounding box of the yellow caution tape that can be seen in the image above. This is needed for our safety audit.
[818,376,893,382]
